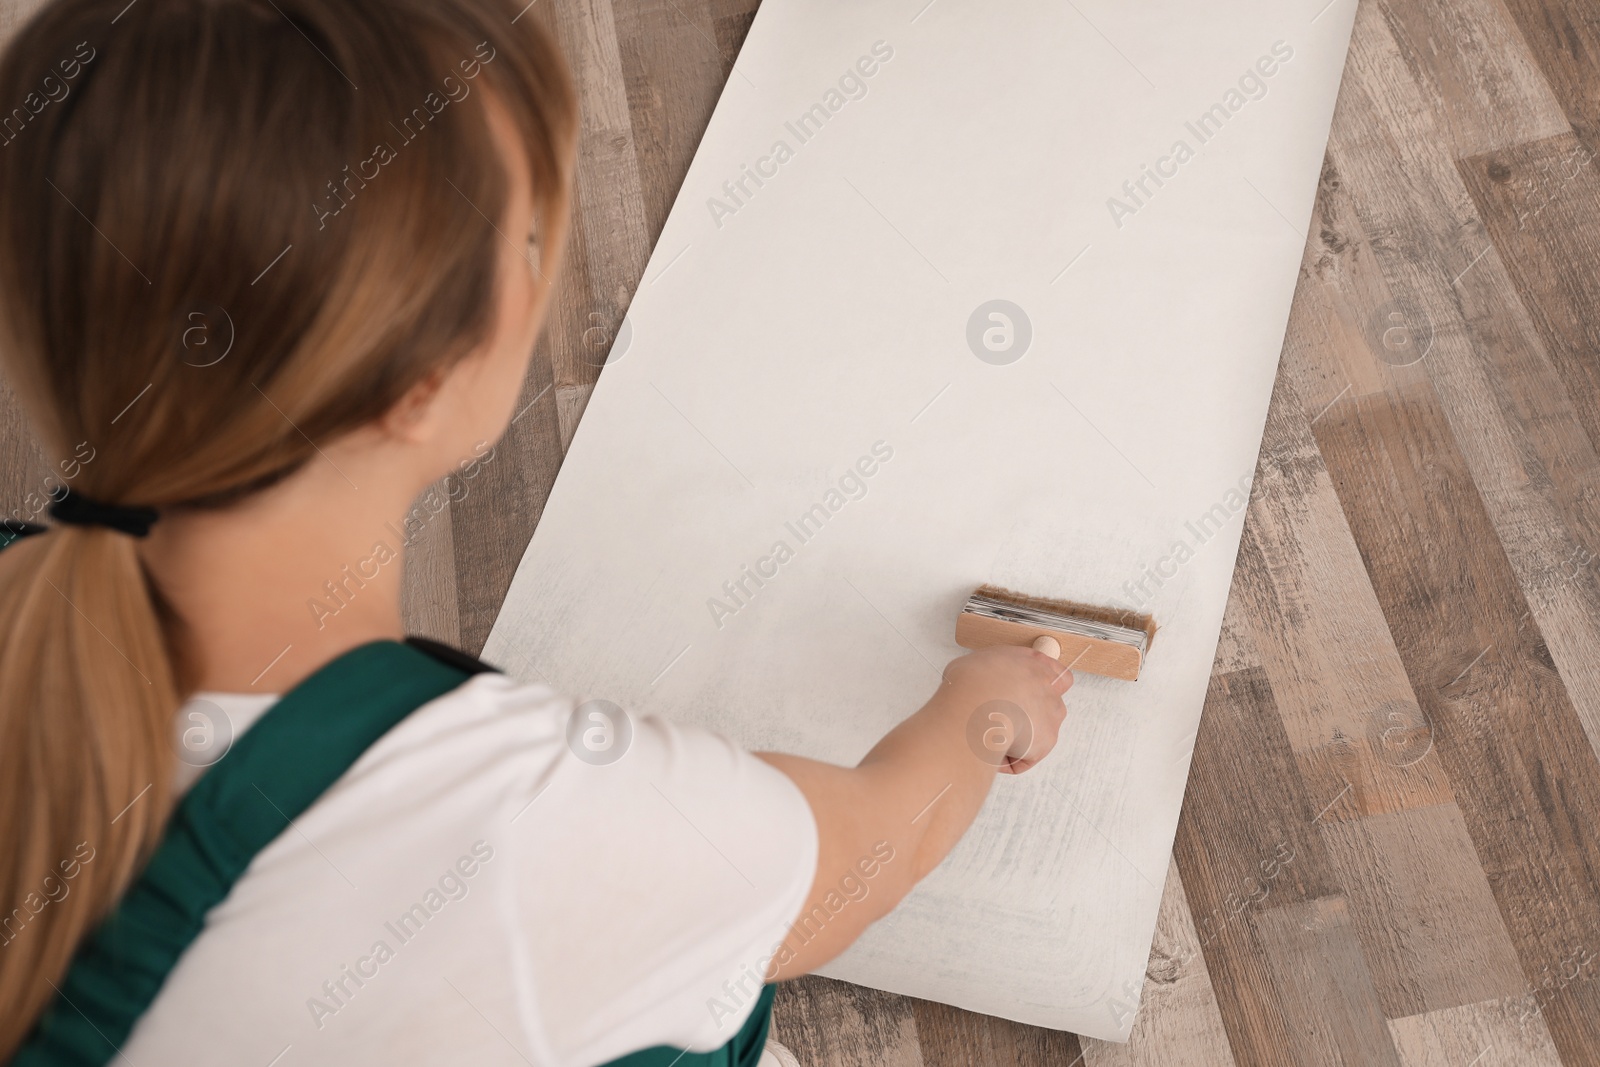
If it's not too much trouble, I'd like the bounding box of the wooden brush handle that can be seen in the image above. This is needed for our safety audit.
[956,612,1144,681]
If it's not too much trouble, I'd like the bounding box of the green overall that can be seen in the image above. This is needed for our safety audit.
[9,635,777,1066]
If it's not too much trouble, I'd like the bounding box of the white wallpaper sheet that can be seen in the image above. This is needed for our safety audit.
[486,0,1356,1040]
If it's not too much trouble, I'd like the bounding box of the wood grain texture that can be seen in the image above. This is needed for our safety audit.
[0,376,47,527]
[0,0,52,517]
[1322,0,1600,767]
[1209,581,1259,677]
[909,999,1083,1067]
[3,0,1600,1060]
[1081,861,1236,1067]
[1239,356,1453,822]
[447,7,591,657]
[1170,667,1356,1065]
[1313,379,1600,1059]
[544,0,652,395]
[1454,134,1600,753]
[1252,897,1404,1067]
[399,492,461,646]
[1388,996,1563,1067]
[1373,0,1569,157]
[771,978,924,1067]
[1317,804,1525,1017]
[1496,0,1600,144]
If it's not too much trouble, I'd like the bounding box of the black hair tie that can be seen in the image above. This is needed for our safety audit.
[49,488,159,538]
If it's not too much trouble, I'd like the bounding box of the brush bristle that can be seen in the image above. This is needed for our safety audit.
[972,584,1158,648]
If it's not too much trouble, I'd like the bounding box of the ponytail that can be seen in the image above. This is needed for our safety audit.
[0,0,576,1053]
[0,528,178,1054]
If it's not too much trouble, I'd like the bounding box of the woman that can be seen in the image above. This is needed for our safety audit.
[0,0,1073,1062]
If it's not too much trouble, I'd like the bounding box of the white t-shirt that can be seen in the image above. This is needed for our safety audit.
[125,670,818,1066]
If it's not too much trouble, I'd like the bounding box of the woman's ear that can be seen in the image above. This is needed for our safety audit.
[380,366,449,444]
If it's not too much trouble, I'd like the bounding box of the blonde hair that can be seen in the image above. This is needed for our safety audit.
[0,0,575,1052]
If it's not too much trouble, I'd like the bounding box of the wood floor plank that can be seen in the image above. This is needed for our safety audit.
[613,0,733,242]
[1238,359,1453,821]
[1388,996,1562,1067]
[545,0,653,391]
[1355,0,1600,777]
[1497,0,1600,144]
[1172,667,1349,1066]
[1455,133,1600,465]
[1281,19,1600,949]
[447,347,565,654]
[1312,0,1600,770]
[1448,132,1600,768]
[1251,897,1403,1067]
[0,376,49,526]
[1081,861,1236,1067]
[1317,804,1525,1017]
[447,0,632,654]
[771,977,925,1067]
[399,491,460,646]
[1209,580,1260,677]
[1299,31,1600,1049]
[1312,378,1600,1060]
[709,0,760,72]
[1235,204,1524,1017]
[1373,0,1569,157]
[556,382,594,453]
[910,998,1082,1067]
[1309,0,1489,406]
[0,0,61,518]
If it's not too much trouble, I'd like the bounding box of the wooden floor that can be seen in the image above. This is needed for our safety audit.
[5,0,1600,1063]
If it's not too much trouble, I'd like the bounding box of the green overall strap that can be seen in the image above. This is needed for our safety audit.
[8,625,777,1067]
[603,983,778,1067]
[11,639,473,1065]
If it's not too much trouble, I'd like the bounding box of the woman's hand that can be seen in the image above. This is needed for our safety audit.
[939,644,1073,773]
[757,642,1076,979]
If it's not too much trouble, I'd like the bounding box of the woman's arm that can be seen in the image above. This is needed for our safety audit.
[756,644,1074,978]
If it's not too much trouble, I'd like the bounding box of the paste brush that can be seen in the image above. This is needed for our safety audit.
[954,584,1157,681]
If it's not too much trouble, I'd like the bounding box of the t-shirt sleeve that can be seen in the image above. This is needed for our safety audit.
[501,684,819,1065]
